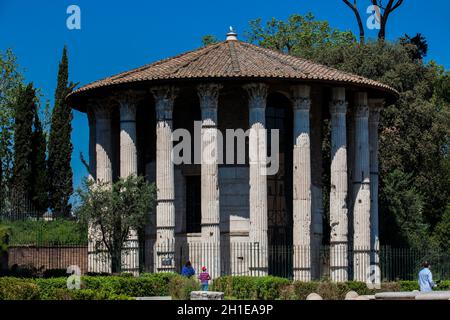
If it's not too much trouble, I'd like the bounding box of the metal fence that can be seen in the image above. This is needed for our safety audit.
[2,242,448,281]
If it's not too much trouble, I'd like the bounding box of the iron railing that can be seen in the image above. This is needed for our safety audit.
[1,242,449,281]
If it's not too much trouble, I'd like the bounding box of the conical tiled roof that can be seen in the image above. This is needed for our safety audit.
[68,40,398,100]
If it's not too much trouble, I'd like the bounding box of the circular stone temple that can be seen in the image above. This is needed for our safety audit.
[67,29,397,281]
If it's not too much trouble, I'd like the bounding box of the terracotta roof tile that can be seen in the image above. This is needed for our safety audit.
[68,40,398,99]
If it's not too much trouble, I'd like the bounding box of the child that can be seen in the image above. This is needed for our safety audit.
[198,266,211,291]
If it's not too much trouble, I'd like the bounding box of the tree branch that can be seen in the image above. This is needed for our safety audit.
[342,0,365,44]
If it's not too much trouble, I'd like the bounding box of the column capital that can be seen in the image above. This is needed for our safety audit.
[197,83,222,122]
[354,104,370,118]
[197,83,222,109]
[368,98,384,124]
[329,100,348,115]
[114,91,140,122]
[354,92,369,118]
[244,83,268,110]
[114,90,145,121]
[88,98,112,120]
[151,86,178,121]
[291,85,311,111]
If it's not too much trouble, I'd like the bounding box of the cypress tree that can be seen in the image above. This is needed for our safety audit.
[12,83,35,210]
[47,46,74,218]
[30,110,48,215]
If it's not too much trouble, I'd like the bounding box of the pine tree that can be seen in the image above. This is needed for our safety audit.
[47,46,74,218]
[30,110,48,215]
[12,83,35,210]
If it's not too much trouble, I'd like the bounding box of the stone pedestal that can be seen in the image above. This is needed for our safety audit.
[197,83,222,279]
[353,92,371,282]
[329,88,349,282]
[291,85,312,281]
[190,291,224,300]
[245,83,269,276]
[151,86,178,272]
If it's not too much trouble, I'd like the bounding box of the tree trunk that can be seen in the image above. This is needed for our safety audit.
[111,250,122,274]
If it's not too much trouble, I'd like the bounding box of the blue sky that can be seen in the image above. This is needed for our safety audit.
[1,0,450,192]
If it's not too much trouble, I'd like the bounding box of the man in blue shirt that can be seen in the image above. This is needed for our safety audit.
[418,261,437,292]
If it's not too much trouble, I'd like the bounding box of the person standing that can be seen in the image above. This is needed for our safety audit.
[198,266,211,291]
[181,260,195,277]
[418,261,437,292]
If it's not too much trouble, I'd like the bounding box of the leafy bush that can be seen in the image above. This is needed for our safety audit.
[0,277,40,300]
[39,273,178,298]
[399,280,420,291]
[1,274,449,300]
[213,277,415,300]
[212,276,290,300]
[1,220,87,245]
[0,225,11,257]
[168,275,201,299]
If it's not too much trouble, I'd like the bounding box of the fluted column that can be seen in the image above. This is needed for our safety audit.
[245,83,268,276]
[369,99,383,269]
[353,92,371,281]
[329,87,349,282]
[151,86,178,272]
[87,109,96,181]
[291,85,312,281]
[88,100,113,273]
[197,83,222,279]
[94,103,113,184]
[117,92,140,275]
[118,93,138,178]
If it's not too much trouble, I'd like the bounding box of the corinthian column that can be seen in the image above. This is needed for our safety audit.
[88,100,113,273]
[118,92,138,178]
[291,85,312,281]
[116,92,140,275]
[369,99,383,269]
[353,92,371,282]
[197,83,222,279]
[329,87,349,282]
[151,86,178,272]
[87,109,96,181]
[245,83,268,276]
[94,102,113,184]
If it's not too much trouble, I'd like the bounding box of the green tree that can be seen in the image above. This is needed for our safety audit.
[11,84,36,208]
[245,13,355,58]
[245,14,450,248]
[0,49,24,209]
[47,46,75,218]
[433,200,450,253]
[76,175,156,273]
[202,35,219,46]
[30,110,48,214]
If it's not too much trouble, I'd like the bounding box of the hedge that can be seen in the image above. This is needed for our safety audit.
[0,273,200,300]
[1,275,449,300]
[1,220,87,245]
[212,276,450,300]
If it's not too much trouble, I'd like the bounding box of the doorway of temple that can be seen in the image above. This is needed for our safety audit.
[266,92,293,278]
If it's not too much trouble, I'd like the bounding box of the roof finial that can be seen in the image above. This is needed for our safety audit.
[226,26,238,41]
